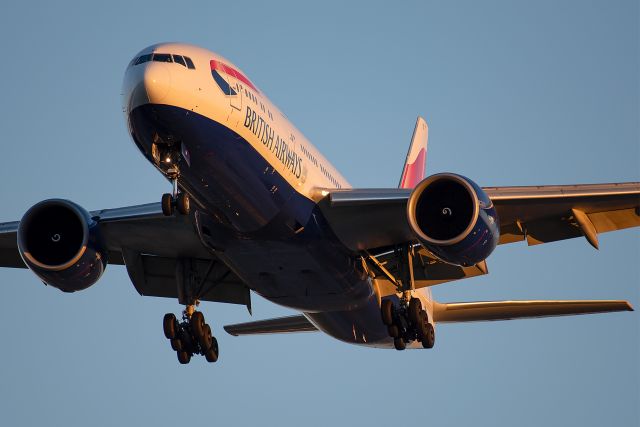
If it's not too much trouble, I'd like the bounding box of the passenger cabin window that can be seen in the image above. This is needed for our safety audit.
[153,53,173,63]
[173,55,186,67]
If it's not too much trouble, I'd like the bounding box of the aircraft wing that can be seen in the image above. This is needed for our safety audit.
[316,182,640,252]
[0,203,251,307]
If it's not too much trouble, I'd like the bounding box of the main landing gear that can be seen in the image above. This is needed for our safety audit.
[381,296,435,351]
[161,172,190,216]
[162,306,219,364]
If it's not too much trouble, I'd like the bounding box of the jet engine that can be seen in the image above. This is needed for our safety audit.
[17,199,107,292]
[407,173,499,266]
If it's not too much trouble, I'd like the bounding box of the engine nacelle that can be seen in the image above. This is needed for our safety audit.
[17,199,107,292]
[407,173,499,266]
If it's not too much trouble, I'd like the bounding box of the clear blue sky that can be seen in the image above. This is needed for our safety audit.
[0,1,638,426]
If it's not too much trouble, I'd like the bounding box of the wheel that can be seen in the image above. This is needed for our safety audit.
[205,337,219,363]
[408,297,422,325]
[176,192,190,215]
[199,323,213,350]
[170,338,183,352]
[417,310,429,338]
[393,337,406,351]
[161,193,174,216]
[421,323,435,349]
[163,313,177,339]
[177,351,191,364]
[387,324,399,338]
[381,299,394,326]
[191,311,205,339]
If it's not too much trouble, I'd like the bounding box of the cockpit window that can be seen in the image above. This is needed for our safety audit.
[131,53,195,69]
[153,53,173,63]
[135,54,152,65]
[173,55,186,67]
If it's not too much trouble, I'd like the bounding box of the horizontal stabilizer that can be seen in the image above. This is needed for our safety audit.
[433,300,633,323]
[224,315,317,336]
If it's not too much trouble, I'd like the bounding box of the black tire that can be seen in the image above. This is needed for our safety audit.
[170,338,183,352]
[205,337,219,363]
[387,324,400,338]
[176,192,190,215]
[417,310,429,338]
[421,323,435,349]
[381,299,394,326]
[199,323,213,350]
[163,313,177,339]
[161,193,174,216]
[409,298,422,325]
[191,311,205,340]
[393,337,406,351]
[177,351,191,364]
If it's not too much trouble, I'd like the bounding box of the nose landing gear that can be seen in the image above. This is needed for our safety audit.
[381,296,435,351]
[161,192,190,216]
[161,172,190,216]
[163,306,219,364]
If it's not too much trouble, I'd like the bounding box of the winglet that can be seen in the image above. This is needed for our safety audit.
[399,117,428,189]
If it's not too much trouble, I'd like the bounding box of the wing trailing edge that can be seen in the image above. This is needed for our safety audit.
[224,315,317,336]
[433,299,633,323]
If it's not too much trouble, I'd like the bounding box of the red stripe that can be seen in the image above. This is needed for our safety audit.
[210,60,258,92]
[399,148,426,189]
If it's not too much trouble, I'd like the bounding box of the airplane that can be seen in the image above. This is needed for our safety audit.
[0,42,638,365]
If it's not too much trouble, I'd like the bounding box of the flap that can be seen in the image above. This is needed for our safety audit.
[122,251,250,307]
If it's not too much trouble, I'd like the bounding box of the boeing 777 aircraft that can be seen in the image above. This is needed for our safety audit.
[0,43,638,364]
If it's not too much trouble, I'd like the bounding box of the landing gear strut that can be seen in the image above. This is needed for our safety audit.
[161,172,190,216]
[162,306,219,364]
[382,297,435,350]
[374,245,436,350]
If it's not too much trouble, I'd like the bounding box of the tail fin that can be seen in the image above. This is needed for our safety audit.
[399,116,428,189]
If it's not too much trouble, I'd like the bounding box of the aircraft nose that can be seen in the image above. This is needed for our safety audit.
[121,60,172,113]
[143,62,171,103]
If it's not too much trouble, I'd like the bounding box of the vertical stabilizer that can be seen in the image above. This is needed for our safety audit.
[398,117,428,189]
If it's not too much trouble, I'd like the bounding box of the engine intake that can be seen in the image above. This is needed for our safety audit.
[407,173,499,266]
[17,199,107,292]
